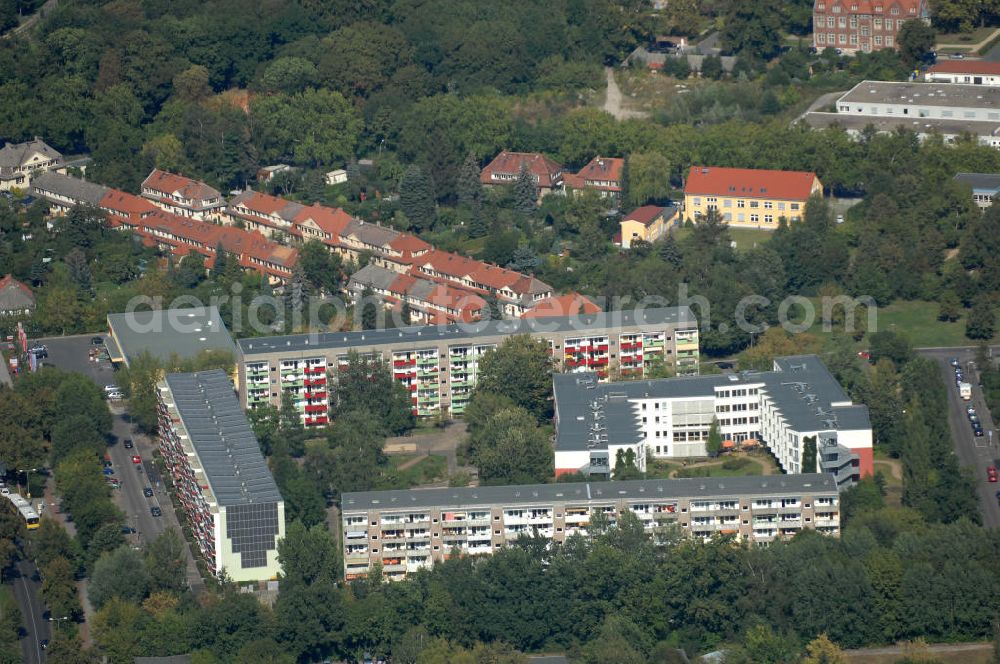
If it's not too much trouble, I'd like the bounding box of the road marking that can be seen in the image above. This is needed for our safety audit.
[19,566,42,663]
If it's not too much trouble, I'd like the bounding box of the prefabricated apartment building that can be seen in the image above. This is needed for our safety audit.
[341,474,841,581]
[236,306,700,424]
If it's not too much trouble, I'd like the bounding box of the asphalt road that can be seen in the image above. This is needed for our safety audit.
[12,558,49,664]
[918,346,1000,529]
[36,334,205,594]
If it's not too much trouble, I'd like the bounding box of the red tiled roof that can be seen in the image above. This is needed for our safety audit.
[522,293,600,319]
[388,233,431,255]
[927,61,1000,76]
[0,274,33,298]
[292,203,353,237]
[142,169,220,202]
[425,284,485,316]
[575,156,624,185]
[100,190,159,218]
[232,190,290,216]
[683,166,820,201]
[623,205,665,227]
[816,0,925,16]
[481,151,564,188]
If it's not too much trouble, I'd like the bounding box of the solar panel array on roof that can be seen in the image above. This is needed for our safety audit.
[164,369,282,507]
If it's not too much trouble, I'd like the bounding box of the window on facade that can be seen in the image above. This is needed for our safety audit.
[817,33,826,43]
[723,213,732,221]
[750,214,759,223]
[850,16,858,27]
[693,197,701,205]
[874,35,882,45]
[737,213,745,222]
[850,34,859,44]
[827,16,835,26]
[839,34,847,44]
[838,16,847,27]
[763,201,773,209]
[764,215,773,223]
[737,199,745,208]
[749,201,759,208]
[723,199,732,207]
[874,17,881,28]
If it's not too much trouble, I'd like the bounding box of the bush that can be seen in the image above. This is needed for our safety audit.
[721,457,751,471]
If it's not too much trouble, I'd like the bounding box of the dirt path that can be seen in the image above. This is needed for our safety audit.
[603,67,648,120]
[845,641,991,660]
[5,0,58,38]
[873,457,902,481]
[395,453,429,471]
[384,421,472,477]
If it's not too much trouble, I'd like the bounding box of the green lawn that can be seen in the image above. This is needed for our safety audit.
[789,299,1000,350]
[728,227,774,253]
[381,454,448,489]
[647,455,774,479]
[934,26,995,45]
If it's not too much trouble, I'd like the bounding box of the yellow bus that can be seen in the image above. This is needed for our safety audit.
[5,492,40,530]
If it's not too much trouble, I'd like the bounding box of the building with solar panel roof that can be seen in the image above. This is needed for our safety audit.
[157,369,285,582]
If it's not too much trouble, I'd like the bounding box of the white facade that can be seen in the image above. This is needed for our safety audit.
[925,71,1000,87]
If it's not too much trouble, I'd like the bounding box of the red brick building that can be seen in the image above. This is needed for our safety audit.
[812,0,929,55]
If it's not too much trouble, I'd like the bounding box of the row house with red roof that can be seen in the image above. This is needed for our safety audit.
[812,0,929,55]
[141,169,225,221]
[348,264,486,325]
[100,191,297,283]
[414,250,553,316]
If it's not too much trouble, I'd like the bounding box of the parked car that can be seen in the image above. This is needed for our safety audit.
[102,467,114,476]
[0,487,9,496]
[131,455,142,464]
[123,439,134,449]
[988,466,998,482]
[973,423,984,437]
[91,336,104,345]
[103,384,121,393]
[970,413,980,425]
[150,506,162,517]
[951,52,966,59]
[107,391,125,401]
[143,487,154,497]
[121,525,136,534]
[950,358,960,368]
[28,345,47,358]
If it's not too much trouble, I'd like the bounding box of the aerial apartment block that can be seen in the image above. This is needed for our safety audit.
[237,307,700,426]
[682,166,823,228]
[341,474,841,581]
[553,355,872,483]
[157,369,285,582]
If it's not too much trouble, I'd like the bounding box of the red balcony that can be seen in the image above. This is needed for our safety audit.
[564,359,577,367]
[393,360,408,367]
[597,344,609,352]
[305,391,327,401]
[305,404,327,413]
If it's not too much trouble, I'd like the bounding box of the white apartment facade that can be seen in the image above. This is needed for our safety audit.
[341,474,842,581]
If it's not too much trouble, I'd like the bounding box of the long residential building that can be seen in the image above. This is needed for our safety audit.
[802,80,1000,148]
[553,355,873,484]
[341,473,841,580]
[237,306,700,426]
[157,369,285,583]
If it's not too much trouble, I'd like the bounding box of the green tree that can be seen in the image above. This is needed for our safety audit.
[40,555,81,621]
[869,330,914,367]
[298,240,343,294]
[897,19,936,66]
[937,290,962,322]
[119,351,162,434]
[89,546,150,609]
[966,296,996,340]
[333,352,414,435]
[627,152,670,208]
[251,88,361,167]
[277,520,340,588]
[470,406,553,484]
[720,0,784,60]
[360,286,379,331]
[145,529,187,595]
[475,335,553,421]
[701,54,724,80]
[258,57,319,94]
[513,162,538,214]
[64,248,92,293]
[706,417,723,457]
[399,164,436,232]
[802,435,818,473]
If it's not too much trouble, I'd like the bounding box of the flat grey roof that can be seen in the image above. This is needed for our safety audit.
[802,112,1000,137]
[107,306,237,365]
[238,307,697,357]
[554,355,869,453]
[954,172,1000,192]
[838,80,1000,108]
[165,370,282,507]
[342,473,839,512]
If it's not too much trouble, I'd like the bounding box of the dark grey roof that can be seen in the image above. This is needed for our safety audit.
[554,355,869,453]
[343,218,401,247]
[0,138,62,175]
[165,370,281,507]
[954,172,1000,192]
[0,277,35,311]
[342,473,839,512]
[802,112,1000,138]
[31,171,109,207]
[838,80,1000,108]
[349,264,400,291]
[238,306,697,356]
[107,306,237,365]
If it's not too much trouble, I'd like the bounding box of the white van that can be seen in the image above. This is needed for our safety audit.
[959,382,972,401]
